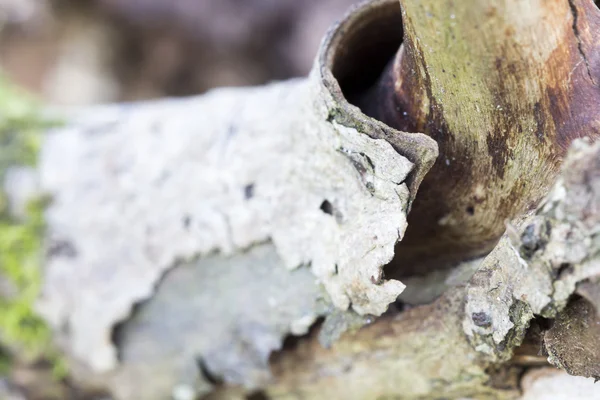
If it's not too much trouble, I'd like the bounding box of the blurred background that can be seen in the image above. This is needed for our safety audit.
[0,0,358,105]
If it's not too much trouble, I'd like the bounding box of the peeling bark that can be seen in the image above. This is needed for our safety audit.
[37,78,418,375]
[32,102,600,400]
[2,1,600,399]
[250,139,600,400]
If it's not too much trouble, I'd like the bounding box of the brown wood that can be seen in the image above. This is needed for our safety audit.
[365,0,600,276]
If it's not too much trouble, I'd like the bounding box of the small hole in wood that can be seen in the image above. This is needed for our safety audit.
[557,263,574,279]
[320,200,334,215]
[244,183,255,200]
[182,215,191,229]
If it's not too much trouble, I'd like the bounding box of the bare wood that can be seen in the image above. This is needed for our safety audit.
[368,0,600,275]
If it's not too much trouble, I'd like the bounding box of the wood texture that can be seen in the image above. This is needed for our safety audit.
[368,0,600,275]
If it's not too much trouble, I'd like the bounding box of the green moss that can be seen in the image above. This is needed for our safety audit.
[0,76,65,377]
[0,197,50,354]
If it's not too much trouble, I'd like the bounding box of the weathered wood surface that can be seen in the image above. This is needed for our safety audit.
[1,1,599,399]
[26,78,600,400]
[34,75,422,398]
[371,0,600,275]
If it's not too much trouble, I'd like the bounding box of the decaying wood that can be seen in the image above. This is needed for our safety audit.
[252,139,600,399]
[464,138,600,361]
[364,0,600,275]
[27,89,600,400]
[38,80,414,348]
[543,297,600,380]
[33,69,431,398]
[2,0,600,399]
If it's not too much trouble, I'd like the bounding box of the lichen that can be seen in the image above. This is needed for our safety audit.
[0,75,64,376]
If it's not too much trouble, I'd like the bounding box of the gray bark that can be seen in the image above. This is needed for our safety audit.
[1,1,599,399]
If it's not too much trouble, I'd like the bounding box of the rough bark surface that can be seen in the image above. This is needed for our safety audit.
[33,75,425,397]
[543,297,600,380]
[464,138,600,361]
[21,94,600,400]
[1,1,599,399]
[257,140,600,400]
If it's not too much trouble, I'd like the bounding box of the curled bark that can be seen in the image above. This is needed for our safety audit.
[30,49,600,400]
[258,139,600,399]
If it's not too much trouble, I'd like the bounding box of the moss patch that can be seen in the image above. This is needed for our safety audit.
[0,197,50,354]
[0,76,64,376]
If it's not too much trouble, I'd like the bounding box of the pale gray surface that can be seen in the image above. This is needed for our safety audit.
[109,243,326,398]
[36,77,413,374]
[521,368,600,400]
